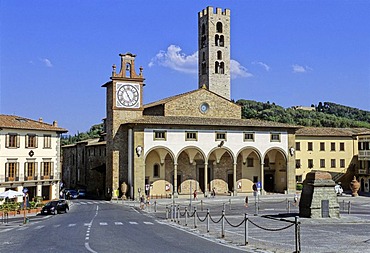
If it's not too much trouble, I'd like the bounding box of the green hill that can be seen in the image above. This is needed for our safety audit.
[236,100,370,128]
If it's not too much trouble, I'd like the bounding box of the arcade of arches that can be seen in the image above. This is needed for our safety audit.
[144,146,288,197]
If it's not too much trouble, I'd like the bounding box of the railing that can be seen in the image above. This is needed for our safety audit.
[165,204,301,253]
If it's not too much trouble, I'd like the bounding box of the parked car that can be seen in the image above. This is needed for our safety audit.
[64,189,79,199]
[42,200,69,215]
[77,189,87,198]
[335,184,343,196]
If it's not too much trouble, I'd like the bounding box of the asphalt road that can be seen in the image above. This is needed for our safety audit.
[0,200,246,253]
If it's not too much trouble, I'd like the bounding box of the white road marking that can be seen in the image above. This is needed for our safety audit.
[99,222,108,226]
[143,222,154,225]
[68,224,76,227]
[34,225,44,230]
[115,222,123,225]
[129,221,138,225]
[53,224,61,228]
[17,227,28,231]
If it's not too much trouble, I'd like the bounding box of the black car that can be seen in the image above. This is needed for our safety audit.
[41,200,69,215]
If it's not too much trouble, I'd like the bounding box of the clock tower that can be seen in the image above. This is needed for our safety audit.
[103,53,145,199]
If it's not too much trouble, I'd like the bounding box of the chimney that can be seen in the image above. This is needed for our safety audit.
[53,121,58,127]
[39,117,43,123]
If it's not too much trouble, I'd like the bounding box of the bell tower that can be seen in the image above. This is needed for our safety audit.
[103,53,145,200]
[198,6,231,100]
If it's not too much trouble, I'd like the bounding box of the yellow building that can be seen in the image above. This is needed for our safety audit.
[295,127,369,190]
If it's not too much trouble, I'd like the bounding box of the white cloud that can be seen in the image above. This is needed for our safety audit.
[40,58,53,67]
[230,59,253,79]
[252,61,270,71]
[292,64,312,73]
[149,45,197,74]
[149,44,252,79]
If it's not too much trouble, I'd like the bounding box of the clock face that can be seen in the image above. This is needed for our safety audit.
[116,83,140,108]
[199,102,209,114]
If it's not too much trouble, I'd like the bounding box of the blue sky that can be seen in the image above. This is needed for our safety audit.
[1,0,369,135]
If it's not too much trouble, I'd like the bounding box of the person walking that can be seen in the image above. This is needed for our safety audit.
[212,187,216,198]
[193,190,198,200]
[245,195,249,207]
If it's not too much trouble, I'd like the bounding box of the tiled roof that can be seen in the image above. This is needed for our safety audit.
[296,127,369,137]
[127,115,300,129]
[0,114,68,133]
[143,87,236,109]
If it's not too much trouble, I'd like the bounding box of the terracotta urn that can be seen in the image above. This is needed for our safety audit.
[350,176,360,197]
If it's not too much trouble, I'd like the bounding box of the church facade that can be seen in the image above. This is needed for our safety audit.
[102,7,299,199]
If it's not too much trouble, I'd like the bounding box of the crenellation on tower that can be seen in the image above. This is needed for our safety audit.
[198,6,231,100]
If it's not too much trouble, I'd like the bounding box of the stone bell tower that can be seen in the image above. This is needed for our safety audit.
[198,6,231,100]
[102,53,145,199]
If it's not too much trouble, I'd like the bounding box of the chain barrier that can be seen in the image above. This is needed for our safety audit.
[248,219,295,231]
[208,213,223,223]
[224,215,246,228]
[196,211,208,222]
[164,203,300,251]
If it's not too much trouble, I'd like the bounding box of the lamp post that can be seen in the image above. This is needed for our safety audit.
[189,178,192,209]
[23,188,28,224]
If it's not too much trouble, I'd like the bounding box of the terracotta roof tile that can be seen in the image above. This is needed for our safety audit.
[296,127,369,137]
[127,115,300,129]
[0,114,68,133]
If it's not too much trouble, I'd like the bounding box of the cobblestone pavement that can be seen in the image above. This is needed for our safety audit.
[119,193,370,253]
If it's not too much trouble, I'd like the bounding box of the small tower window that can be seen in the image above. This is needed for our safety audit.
[219,62,224,74]
[201,62,206,75]
[217,51,222,60]
[201,35,206,48]
[215,61,219,74]
[216,22,223,33]
[202,24,206,35]
[125,63,131,77]
[202,52,206,61]
[215,35,219,46]
[219,35,224,47]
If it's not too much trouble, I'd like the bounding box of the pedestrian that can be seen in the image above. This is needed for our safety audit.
[140,195,145,210]
[252,183,257,192]
[212,187,216,198]
[193,190,197,200]
[294,192,299,206]
[245,196,249,207]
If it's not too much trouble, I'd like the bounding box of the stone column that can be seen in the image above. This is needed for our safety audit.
[204,163,208,197]
[260,162,265,195]
[233,162,237,196]
[173,163,178,198]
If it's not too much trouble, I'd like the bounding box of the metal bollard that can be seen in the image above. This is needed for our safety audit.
[223,203,225,212]
[229,199,231,211]
[288,200,291,213]
[221,210,225,238]
[154,201,157,212]
[194,207,197,228]
[295,216,301,253]
[174,205,177,223]
[206,209,210,233]
[201,200,203,211]
[245,213,248,245]
[185,207,188,226]
[177,205,180,224]
[348,201,351,214]
[166,206,169,220]
[342,200,345,211]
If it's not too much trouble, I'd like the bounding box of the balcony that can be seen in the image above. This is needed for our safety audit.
[359,150,370,161]
[357,169,369,175]
[5,177,19,182]
[41,175,54,180]
[24,176,38,181]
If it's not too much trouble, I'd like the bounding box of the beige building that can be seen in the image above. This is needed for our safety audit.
[102,7,299,200]
[295,127,369,191]
[0,115,67,201]
[357,131,370,192]
[62,136,106,197]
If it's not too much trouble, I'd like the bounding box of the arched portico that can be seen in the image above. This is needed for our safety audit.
[263,148,288,193]
[236,147,262,194]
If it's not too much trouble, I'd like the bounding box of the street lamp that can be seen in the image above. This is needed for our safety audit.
[22,188,28,224]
